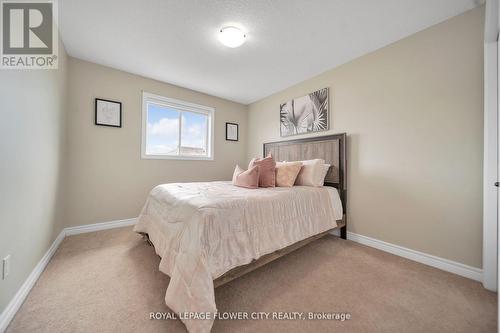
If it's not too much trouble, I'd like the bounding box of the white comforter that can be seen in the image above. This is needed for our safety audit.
[134,181,343,332]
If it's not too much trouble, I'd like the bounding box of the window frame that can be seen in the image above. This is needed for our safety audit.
[141,91,215,160]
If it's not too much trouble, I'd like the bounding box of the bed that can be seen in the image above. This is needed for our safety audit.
[134,133,347,332]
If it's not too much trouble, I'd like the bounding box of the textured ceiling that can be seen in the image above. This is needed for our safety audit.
[59,0,479,104]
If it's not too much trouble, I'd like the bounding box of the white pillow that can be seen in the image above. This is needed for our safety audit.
[294,159,326,186]
[320,164,331,184]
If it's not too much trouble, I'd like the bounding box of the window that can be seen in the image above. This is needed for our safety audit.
[142,92,214,160]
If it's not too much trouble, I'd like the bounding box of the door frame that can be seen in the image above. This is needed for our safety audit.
[483,0,499,292]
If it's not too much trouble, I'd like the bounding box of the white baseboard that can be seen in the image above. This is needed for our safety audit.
[65,218,138,236]
[344,231,483,282]
[0,218,138,333]
[0,230,65,333]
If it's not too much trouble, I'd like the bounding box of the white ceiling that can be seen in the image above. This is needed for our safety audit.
[59,0,480,104]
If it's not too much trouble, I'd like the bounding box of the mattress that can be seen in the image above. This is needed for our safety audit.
[134,181,343,332]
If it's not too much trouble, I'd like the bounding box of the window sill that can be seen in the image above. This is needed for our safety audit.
[141,154,214,161]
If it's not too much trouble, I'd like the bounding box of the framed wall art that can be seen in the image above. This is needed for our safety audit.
[95,98,122,128]
[280,87,328,137]
[225,122,238,141]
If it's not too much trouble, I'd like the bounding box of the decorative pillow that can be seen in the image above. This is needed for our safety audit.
[248,153,276,187]
[275,162,303,187]
[294,159,326,187]
[320,164,331,185]
[232,165,259,189]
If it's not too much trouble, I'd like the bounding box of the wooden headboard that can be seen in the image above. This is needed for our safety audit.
[263,133,347,237]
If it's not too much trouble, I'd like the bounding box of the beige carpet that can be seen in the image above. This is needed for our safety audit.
[6,227,497,333]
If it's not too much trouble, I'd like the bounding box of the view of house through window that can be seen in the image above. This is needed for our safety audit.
[142,93,213,159]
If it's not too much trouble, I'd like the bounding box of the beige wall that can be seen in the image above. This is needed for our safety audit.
[0,41,68,312]
[65,58,247,227]
[247,7,484,267]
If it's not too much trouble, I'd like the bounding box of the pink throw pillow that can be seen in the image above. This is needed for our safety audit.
[248,153,276,187]
[232,165,260,189]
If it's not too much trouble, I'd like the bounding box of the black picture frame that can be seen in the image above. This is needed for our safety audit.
[95,98,122,128]
[225,122,238,141]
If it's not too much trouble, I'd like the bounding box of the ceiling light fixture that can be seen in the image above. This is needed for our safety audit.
[218,26,246,48]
